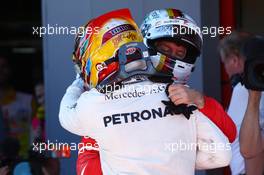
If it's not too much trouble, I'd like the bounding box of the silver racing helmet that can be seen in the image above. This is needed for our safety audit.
[140,8,203,83]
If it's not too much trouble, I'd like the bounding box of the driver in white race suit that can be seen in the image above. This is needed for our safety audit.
[59,9,235,175]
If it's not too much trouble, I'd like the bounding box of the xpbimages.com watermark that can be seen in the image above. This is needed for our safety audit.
[153,25,232,38]
[32,24,100,37]
[32,138,99,154]
[164,140,231,153]
[32,24,232,38]
[97,82,166,100]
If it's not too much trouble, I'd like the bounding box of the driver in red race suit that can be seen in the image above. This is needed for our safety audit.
[59,8,236,175]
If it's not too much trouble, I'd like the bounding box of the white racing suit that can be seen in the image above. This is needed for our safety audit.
[59,78,231,175]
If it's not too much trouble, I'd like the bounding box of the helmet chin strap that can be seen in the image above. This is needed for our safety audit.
[121,75,149,85]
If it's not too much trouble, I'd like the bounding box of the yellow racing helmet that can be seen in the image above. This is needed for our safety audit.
[73,9,144,88]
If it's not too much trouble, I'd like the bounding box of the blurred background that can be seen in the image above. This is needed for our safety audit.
[0,0,263,174]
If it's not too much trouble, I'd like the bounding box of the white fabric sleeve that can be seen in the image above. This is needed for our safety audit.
[59,78,88,136]
[195,112,232,170]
